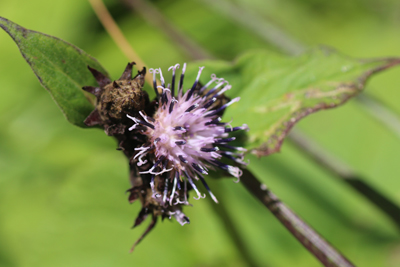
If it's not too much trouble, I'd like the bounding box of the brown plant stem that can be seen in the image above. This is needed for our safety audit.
[241,169,355,267]
[88,0,153,86]
[288,129,400,229]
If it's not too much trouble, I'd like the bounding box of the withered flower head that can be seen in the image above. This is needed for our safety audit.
[83,62,148,136]
[83,62,248,252]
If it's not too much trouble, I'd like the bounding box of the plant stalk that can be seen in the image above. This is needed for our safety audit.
[241,169,355,267]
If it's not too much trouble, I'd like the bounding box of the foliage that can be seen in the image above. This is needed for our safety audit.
[190,50,399,155]
[0,17,108,127]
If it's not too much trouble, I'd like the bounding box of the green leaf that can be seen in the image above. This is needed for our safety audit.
[194,48,400,156]
[0,17,109,128]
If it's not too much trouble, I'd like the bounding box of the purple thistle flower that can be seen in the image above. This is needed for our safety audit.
[83,62,249,251]
[127,63,248,205]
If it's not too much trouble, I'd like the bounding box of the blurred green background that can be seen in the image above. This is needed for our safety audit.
[1,0,400,266]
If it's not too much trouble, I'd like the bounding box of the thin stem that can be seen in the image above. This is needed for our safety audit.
[88,0,154,85]
[288,129,400,229]
[241,169,355,267]
[120,0,213,60]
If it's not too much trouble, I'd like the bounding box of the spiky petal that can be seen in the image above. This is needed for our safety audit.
[128,65,248,206]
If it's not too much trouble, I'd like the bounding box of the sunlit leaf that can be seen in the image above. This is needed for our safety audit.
[0,17,109,127]
[193,48,400,156]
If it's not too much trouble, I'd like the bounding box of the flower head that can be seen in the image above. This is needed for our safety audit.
[128,63,248,205]
[83,62,248,252]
